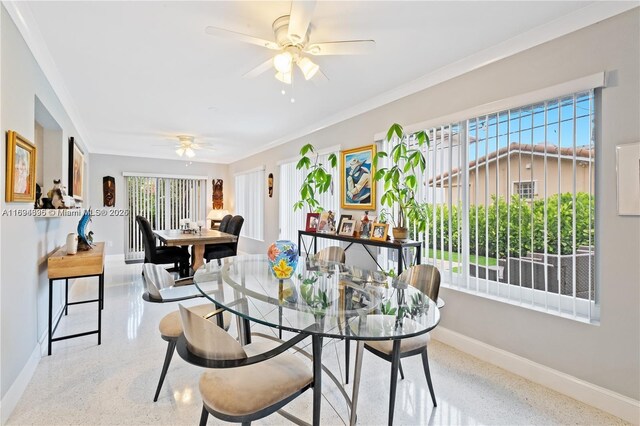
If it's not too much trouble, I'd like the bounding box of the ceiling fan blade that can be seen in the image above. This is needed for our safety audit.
[306,40,375,56]
[288,0,316,44]
[243,58,274,78]
[205,26,279,50]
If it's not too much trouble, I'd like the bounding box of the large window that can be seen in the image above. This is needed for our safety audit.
[235,167,265,241]
[125,175,206,261]
[381,90,597,322]
[279,149,339,249]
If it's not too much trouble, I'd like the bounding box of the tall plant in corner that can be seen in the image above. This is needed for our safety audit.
[373,123,429,241]
[293,144,337,212]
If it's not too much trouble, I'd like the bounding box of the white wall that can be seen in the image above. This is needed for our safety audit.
[0,3,91,404]
[88,154,228,256]
[228,9,640,400]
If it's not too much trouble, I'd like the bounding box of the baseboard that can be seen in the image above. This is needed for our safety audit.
[0,344,41,425]
[432,327,640,424]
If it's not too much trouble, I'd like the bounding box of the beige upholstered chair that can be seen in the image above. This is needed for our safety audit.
[153,303,232,402]
[142,263,201,303]
[363,264,441,424]
[177,304,314,425]
[313,246,346,263]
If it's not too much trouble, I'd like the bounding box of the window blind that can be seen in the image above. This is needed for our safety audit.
[235,168,265,241]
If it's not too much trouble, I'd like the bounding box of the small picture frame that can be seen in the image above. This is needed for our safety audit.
[359,213,377,239]
[338,219,356,236]
[317,212,331,233]
[337,214,352,233]
[5,130,36,203]
[306,213,320,232]
[370,222,389,241]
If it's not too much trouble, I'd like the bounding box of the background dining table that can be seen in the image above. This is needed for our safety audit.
[153,229,236,272]
[192,254,441,425]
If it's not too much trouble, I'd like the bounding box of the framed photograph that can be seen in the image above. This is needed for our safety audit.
[616,143,640,215]
[370,222,389,241]
[318,212,331,233]
[68,137,85,201]
[337,214,352,234]
[341,144,376,210]
[359,212,377,239]
[305,213,320,232]
[5,131,37,203]
[338,219,356,236]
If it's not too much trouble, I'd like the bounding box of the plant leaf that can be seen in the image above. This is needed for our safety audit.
[328,153,337,168]
[386,123,403,141]
[300,143,314,156]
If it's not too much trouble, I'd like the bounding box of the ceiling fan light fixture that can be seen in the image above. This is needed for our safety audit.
[176,147,186,157]
[273,51,293,73]
[297,56,319,80]
[185,147,196,158]
[275,71,292,84]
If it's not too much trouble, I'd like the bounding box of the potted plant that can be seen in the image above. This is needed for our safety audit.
[373,123,429,241]
[294,143,337,212]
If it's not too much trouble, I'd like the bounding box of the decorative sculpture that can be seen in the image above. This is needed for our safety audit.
[48,179,68,209]
[103,176,115,207]
[212,179,223,209]
[268,173,274,198]
[77,210,93,251]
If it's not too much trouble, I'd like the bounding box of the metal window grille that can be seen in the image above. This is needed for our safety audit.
[125,176,206,261]
[380,90,597,322]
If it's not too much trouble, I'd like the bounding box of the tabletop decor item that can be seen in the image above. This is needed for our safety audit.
[66,232,78,255]
[267,240,299,280]
[305,212,320,232]
[370,222,389,241]
[77,210,93,251]
[5,130,36,203]
[338,218,356,236]
[373,123,430,241]
[341,144,376,210]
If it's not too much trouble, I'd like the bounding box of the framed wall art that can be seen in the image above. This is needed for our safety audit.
[340,145,376,210]
[68,137,85,201]
[616,142,640,215]
[5,130,36,203]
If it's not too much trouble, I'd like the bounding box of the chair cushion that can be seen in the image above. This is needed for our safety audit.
[199,338,313,417]
[154,246,190,263]
[159,304,231,338]
[365,332,430,356]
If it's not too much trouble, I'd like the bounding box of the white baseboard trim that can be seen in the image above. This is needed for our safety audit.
[432,327,640,424]
[0,344,41,425]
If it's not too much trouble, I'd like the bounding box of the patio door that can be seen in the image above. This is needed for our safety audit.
[125,174,206,262]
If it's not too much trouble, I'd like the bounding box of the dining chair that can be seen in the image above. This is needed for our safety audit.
[314,246,346,263]
[142,263,202,303]
[136,215,190,277]
[217,214,233,232]
[176,303,314,425]
[203,215,244,265]
[363,264,441,424]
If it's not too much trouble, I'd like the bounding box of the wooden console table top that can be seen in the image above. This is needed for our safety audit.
[48,242,105,279]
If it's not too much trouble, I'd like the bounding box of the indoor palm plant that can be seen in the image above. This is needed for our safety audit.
[294,143,337,212]
[373,123,429,241]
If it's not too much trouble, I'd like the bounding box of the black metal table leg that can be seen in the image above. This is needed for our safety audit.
[48,279,53,356]
[312,334,323,426]
[388,340,401,426]
[64,279,69,315]
[98,275,102,345]
[397,248,403,275]
[417,244,422,265]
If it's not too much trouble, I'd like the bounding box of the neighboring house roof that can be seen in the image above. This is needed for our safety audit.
[429,143,594,184]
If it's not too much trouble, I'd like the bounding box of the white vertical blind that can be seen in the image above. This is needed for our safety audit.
[235,168,265,241]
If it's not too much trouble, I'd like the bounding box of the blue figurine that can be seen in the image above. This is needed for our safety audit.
[77,209,93,250]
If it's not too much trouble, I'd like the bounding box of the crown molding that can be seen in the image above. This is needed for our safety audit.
[231,2,638,164]
[2,1,93,152]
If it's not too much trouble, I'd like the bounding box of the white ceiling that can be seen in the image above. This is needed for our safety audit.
[13,1,633,163]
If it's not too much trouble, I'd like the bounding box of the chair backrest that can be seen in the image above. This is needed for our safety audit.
[398,264,441,302]
[218,214,233,233]
[314,246,346,263]
[136,215,157,258]
[142,263,176,300]
[225,215,244,252]
[179,304,247,360]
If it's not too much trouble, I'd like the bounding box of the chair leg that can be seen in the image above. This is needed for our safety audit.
[153,339,177,402]
[388,340,401,426]
[421,348,437,407]
[345,339,350,384]
[398,360,405,380]
[199,405,208,426]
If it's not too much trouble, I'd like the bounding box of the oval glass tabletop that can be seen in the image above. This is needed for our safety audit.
[193,254,440,341]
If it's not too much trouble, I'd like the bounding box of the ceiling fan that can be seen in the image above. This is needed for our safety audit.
[168,135,215,158]
[205,0,375,84]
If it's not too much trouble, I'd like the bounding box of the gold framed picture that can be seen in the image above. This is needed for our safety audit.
[340,144,376,210]
[370,222,389,241]
[68,137,84,201]
[5,131,36,203]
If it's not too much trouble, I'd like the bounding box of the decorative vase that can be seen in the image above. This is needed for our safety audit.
[66,233,78,255]
[267,240,299,280]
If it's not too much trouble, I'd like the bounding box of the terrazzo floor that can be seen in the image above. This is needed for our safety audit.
[7,261,627,425]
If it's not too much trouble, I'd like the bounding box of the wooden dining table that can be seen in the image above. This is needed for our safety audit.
[153,229,237,272]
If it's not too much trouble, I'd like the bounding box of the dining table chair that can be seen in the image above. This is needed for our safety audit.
[363,264,441,424]
[203,215,244,265]
[176,303,314,425]
[136,215,190,277]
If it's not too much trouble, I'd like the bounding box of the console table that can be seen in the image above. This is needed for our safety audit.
[297,230,421,274]
[47,242,105,355]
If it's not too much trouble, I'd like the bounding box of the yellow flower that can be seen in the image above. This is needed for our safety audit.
[272,258,293,279]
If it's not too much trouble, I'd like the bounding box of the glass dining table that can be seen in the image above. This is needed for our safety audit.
[192,254,441,425]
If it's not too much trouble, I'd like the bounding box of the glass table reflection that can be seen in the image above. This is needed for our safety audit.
[193,254,440,425]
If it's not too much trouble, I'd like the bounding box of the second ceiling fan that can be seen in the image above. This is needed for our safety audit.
[205,0,375,84]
